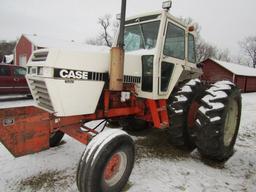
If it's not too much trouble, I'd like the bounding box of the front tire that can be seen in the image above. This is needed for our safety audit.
[77,129,135,192]
[195,81,242,161]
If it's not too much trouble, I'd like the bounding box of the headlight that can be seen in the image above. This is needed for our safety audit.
[162,1,172,10]
[37,67,53,77]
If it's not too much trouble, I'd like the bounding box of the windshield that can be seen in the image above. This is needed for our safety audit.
[124,21,160,52]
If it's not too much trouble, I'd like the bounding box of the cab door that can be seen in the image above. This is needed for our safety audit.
[158,20,186,96]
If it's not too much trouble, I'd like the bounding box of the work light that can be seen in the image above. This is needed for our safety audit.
[162,1,172,10]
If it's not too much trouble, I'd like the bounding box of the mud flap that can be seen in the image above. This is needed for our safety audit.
[0,106,51,157]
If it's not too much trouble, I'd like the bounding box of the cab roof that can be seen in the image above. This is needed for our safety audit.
[126,10,187,28]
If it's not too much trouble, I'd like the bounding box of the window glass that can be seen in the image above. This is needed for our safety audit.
[141,56,154,92]
[188,34,196,63]
[161,62,174,92]
[164,23,185,60]
[14,67,26,76]
[124,21,160,52]
[0,66,11,76]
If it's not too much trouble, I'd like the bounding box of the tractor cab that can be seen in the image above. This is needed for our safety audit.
[120,9,202,100]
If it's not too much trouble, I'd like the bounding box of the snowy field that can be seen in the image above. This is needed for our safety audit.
[0,93,256,192]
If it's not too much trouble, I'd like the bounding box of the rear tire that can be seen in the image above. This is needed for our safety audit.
[120,117,149,132]
[167,79,204,150]
[195,81,241,161]
[77,129,135,192]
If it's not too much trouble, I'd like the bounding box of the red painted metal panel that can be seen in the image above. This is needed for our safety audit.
[147,99,161,128]
[146,99,169,128]
[0,106,50,157]
[59,124,90,145]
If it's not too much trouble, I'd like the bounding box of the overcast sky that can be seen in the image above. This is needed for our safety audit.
[0,0,255,56]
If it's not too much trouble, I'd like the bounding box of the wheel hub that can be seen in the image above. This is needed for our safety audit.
[103,151,127,186]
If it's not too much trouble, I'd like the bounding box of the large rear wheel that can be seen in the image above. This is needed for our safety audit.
[167,79,204,150]
[195,81,241,161]
[120,117,149,132]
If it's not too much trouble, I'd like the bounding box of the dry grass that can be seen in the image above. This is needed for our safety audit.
[17,169,75,192]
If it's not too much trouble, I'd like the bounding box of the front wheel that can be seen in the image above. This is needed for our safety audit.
[77,129,135,192]
[195,81,242,161]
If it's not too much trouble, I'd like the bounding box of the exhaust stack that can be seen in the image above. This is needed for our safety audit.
[109,0,126,91]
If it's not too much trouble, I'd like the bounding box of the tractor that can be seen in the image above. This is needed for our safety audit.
[0,1,241,192]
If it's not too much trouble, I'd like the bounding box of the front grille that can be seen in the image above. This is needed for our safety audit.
[32,51,48,62]
[29,80,54,111]
[124,75,141,84]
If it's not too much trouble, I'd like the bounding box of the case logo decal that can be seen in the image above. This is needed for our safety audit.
[54,69,88,80]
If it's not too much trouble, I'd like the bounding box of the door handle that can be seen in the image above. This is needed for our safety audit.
[14,78,19,82]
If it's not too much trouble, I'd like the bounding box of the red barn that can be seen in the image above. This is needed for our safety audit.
[14,34,78,66]
[201,58,256,92]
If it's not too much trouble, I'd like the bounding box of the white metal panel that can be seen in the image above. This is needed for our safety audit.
[45,78,104,116]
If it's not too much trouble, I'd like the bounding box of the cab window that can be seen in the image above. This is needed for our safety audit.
[161,62,174,92]
[188,34,196,63]
[124,21,160,52]
[163,23,185,60]
[14,67,26,76]
[0,66,11,76]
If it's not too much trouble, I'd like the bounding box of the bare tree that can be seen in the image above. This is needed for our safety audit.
[98,14,112,47]
[231,55,251,66]
[215,48,231,62]
[86,15,119,47]
[196,38,217,62]
[86,38,103,46]
[239,36,256,68]
[179,17,230,63]
[0,40,16,62]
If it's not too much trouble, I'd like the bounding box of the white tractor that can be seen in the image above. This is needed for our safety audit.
[1,1,241,192]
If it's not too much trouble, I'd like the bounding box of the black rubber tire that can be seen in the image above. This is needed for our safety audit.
[195,81,242,161]
[77,130,135,192]
[120,117,149,132]
[106,119,121,128]
[49,131,64,147]
[167,79,204,149]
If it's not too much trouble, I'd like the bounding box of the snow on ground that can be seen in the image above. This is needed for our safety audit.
[0,93,256,192]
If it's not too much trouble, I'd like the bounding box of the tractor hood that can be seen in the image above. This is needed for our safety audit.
[26,46,156,116]
[27,46,156,78]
